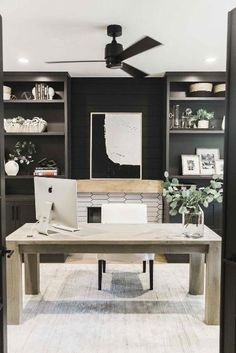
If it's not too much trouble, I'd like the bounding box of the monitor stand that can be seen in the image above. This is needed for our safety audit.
[37,201,53,235]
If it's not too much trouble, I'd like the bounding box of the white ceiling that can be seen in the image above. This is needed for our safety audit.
[1,0,236,77]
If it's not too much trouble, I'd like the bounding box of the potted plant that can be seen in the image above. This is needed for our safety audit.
[163,172,223,238]
[5,141,36,176]
[191,109,214,129]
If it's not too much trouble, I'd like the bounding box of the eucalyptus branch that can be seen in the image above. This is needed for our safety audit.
[163,171,223,216]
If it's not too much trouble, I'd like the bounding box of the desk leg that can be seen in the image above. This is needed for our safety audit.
[7,242,22,325]
[205,243,221,325]
[189,254,205,295]
[24,254,40,295]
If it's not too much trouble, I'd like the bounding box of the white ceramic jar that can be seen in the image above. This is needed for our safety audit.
[5,160,19,176]
[198,120,209,129]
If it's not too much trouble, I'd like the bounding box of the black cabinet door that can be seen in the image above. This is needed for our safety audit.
[15,201,36,228]
[5,203,16,236]
[203,202,223,236]
[5,201,36,235]
[221,261,236,352]
[220,7,236,353]
[0,15,7,353]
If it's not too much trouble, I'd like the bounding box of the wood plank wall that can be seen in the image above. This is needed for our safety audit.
[71,78,165,179]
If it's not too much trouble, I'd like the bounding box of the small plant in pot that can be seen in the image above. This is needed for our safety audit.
[6,141,36,175]
[163,171,223,238]
[191,109,214,129]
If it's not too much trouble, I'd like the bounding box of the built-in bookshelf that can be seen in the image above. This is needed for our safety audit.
[1,72,70,261]
[164,72,226,236]
[3,72,70,197]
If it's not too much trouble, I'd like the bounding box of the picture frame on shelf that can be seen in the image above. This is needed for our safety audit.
[215,159,224,175]
[196,148,220,175]
[181,154,200,175]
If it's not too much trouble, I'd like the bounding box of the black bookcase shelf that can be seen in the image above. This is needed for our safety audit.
[170,97,225,101]
[4,99,64,103]
[4,132,65,136]
[165,72,226,235]
[170,129,224,134]
[170,175,216,180]
[5,175,66,179]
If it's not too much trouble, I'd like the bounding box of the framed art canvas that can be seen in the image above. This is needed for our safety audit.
[215,159,224,175]
[90,112,142,179]
[196,148,220,175]
[181,154,200,175]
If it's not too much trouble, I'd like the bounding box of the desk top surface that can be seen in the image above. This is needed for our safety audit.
[6,223,221,245]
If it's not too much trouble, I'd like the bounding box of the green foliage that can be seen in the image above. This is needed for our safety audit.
[162,172,223,216]
[191,109,214,122]
[9,141,36,165]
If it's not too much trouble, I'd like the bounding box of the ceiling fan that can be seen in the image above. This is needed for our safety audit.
[46,24,162,78]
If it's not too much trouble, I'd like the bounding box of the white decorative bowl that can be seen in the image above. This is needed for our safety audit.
[4,117,47,133]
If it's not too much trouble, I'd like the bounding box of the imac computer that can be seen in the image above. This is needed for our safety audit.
[34,177,78,235]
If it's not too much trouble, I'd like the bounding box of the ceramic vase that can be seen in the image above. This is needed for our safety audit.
[5,160,19,176]
[48,87,55,100]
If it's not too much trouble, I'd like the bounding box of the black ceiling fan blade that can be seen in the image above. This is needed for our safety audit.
[45,60,105,64]
[119,36,162,61]
[121,62,148,78]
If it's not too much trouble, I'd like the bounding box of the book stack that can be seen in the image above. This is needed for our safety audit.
[34,83,50,100]
[34,167,58,177]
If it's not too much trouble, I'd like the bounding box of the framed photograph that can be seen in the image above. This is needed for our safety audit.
[181,154,200,175]
[196,148,220,175]
[90,112,142,179]
[215,159,224,175]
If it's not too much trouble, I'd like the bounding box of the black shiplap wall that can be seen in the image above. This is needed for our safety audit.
[71,78,164,179]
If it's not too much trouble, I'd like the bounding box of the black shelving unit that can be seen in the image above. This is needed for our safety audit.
[164,72,226,238]
[1,72,71,262]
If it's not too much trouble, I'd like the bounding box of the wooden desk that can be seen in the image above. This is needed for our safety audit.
[6,223,221,325]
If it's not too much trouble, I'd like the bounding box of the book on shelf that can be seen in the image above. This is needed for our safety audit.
[34,172,58,176]
[34,167,58,176]
[34,83,50,100]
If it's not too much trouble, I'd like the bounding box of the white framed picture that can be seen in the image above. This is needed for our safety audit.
[196,148,220,175]
[215,159,224,175]
[181,154,200,175]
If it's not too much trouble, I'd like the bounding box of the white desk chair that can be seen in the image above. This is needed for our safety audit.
[97,203,155,290]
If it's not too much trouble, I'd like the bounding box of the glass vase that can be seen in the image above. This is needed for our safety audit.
[182,207,204,238]
[173,104,180,128]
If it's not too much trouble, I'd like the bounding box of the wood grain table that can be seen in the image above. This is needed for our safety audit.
[6,223,221,325]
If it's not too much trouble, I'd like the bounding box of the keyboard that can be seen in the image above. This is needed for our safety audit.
[51,223,79,232]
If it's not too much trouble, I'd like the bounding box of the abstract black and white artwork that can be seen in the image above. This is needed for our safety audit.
[90,113,142,179]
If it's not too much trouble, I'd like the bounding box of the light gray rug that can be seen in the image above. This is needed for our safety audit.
[8,264,219,353]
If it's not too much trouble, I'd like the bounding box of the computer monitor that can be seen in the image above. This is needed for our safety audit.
[34,177,78,235]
